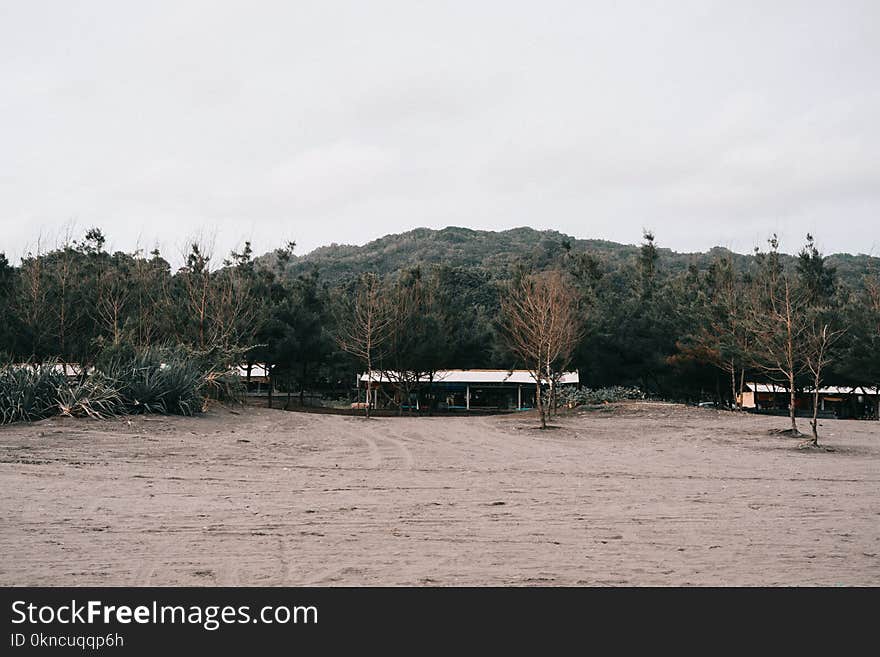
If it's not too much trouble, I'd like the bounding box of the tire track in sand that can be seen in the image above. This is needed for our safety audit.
[131,555,158,586]
[359,422,414,470]
[330,417,382,469]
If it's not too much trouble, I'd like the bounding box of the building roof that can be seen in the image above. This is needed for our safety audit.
[746,382,879,395]
[236,363,270,378]
[360,369,579,385]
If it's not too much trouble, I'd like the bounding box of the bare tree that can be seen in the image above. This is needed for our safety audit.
[803,321,844,447]
[380,275,425,415]
[675,257,752,409]
[745,236,817,435]
[17,239,50,360]
[178,241,213,348]
[866,275,880,318]
[96,266,130,346]
[501,271,581,429]
[712,259,753,409]
[175,238,258,359]
[52,238,77,364]
[334,273,391,418]
[208,266,257,351]
[747,275,809,435]
[867,275,880,420]
[130,248,171,347]
[378,269,450,415]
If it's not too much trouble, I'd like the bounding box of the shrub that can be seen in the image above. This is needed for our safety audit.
[185,345,246,404]
[557,385,646,408]
[202,369,243,404]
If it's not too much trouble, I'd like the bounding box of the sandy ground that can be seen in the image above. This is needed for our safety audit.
[1,401,878,586]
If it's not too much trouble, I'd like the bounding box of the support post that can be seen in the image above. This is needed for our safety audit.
[518,385,522,410]
[466,385,470,411]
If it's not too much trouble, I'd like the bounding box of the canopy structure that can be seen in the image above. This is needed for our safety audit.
[358,369,579,411]
[744,382,879,395]
[359,369,579,385]
[741,382,880,420]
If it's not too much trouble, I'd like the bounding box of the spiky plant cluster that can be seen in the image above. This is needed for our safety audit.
[56,376,124,419]
[97,347,207,416]
[0,347,213,425]
[0,363,67,424]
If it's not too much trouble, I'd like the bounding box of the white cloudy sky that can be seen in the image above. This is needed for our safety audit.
[1,0,878,263]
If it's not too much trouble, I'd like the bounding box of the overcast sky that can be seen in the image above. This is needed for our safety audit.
[1,0,878,264]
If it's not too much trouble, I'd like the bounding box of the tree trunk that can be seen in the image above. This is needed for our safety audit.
[788,374,798,434]
[738,369,746,411]
[365,366,371,419]
[427,374,434,417]
[809,389,819,446]
[536,382,546,429]
[729,363,737,411]
[267,369,273,409]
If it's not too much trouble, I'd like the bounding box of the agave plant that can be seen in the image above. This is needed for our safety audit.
[97,346,206,416]
[56,376,124,419]
[120,365,170,414]
[0,346,215,425]
[0,363,67,424]
[153,356,205,415]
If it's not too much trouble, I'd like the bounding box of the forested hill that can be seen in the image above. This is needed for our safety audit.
[261,226,879,286]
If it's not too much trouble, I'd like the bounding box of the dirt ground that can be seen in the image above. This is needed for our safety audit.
[1,401,878,586]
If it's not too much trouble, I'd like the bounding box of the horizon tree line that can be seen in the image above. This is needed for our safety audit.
[0,227,878,441]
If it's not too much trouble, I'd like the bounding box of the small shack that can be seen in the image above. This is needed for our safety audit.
[741,382,880,420]
[237,363,271,395]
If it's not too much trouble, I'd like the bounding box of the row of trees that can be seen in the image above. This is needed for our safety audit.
[1,228,878,440]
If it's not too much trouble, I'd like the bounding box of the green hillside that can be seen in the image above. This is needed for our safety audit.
[262,226,879,287]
